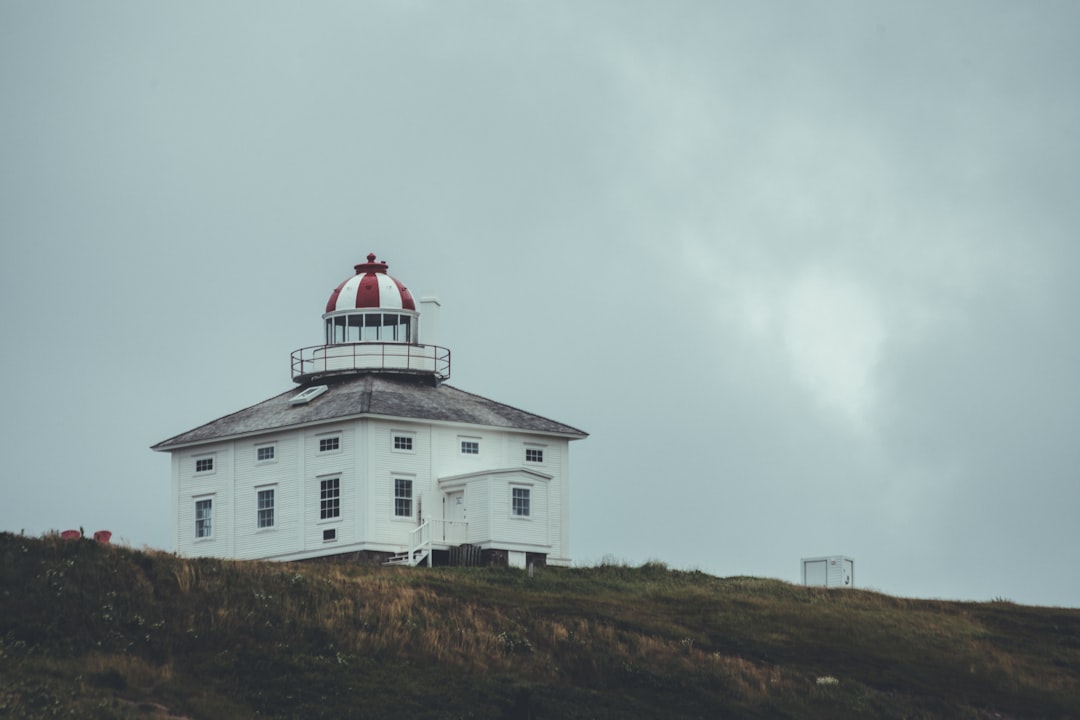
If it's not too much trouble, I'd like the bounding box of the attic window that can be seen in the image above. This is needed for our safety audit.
[290,385,328,406]
[195,457,214,473]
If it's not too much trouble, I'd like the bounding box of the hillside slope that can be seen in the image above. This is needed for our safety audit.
[2,532,1078,719]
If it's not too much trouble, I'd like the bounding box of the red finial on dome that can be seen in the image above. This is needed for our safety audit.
[354,253,389,275]
[327,254,416,313]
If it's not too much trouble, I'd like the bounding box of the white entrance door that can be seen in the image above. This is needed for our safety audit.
[445,491,466,544]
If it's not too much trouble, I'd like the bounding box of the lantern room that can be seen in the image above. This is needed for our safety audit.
[290,255,450,384]
[323,254,418,345]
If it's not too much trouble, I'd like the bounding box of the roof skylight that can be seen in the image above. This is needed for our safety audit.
[290,385,328,406]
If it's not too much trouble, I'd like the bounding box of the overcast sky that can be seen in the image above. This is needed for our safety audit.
[2,2,1078,607]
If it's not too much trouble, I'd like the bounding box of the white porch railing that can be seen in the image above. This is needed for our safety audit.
[384,519,471,567]
[385,520,432,567]
[428,519,468,546]
[409,520,433,567]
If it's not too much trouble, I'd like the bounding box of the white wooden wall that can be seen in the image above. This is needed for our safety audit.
[172,418,574,564]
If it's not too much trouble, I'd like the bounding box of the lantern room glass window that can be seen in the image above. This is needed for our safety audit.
[363,314,380,341]
[347,315,363,342]
[325,313,413,344]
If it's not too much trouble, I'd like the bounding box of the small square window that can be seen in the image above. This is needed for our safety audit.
[257,488,275,528]
[195,498,213,538]
[461,440,479,455]
[393,435,413,451]
[323,528,336,542]
[525,448,543,463]
[512,488,530,517]
[257,446,275,462]
[319,437,340,453]
[195,457,214,473]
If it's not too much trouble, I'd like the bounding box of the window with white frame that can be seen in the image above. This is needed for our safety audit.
[323,528,336,542]
[394,478,413,517]
[257,488,275,528]
[320,477,340,519]
[319,436,340,453]
[195,498,213,538]
[460,440,479,455]
[393,434,414,452]
[195,457,214,473]
[512,487,530,517]
[256,445,275,462]
[525,448,544,463]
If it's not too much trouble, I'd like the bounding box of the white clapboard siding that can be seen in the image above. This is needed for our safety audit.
[434,427,492,479]
[232,435,299,560]
[304,425,354,550]
[489,478,549,549]
[176,441,232,558]
[370,420,430,545]
[466,481,490,543]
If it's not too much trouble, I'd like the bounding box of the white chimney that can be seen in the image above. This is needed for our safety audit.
[419,296,441,346]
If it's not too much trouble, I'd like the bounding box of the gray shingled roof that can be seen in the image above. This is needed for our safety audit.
[151,373,587,451]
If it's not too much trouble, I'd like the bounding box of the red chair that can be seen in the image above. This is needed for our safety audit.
[60,529,80,540]
[94,530,112,544]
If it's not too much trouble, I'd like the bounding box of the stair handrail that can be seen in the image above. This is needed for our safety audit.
[408,520,433,567]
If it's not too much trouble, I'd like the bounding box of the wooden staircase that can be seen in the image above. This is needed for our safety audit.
[383,520,432,567]
[384,547,430,566]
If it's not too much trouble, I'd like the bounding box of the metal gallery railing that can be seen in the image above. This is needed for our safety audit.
[290,342,450,382]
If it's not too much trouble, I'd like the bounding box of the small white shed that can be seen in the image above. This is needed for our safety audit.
[801,556,854,588]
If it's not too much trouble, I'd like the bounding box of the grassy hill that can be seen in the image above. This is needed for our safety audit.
[2,532,1078,719]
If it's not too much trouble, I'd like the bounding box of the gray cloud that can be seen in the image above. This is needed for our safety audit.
[2,1,1078,606]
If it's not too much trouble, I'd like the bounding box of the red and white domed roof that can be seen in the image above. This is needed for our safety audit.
[325,254,416,313]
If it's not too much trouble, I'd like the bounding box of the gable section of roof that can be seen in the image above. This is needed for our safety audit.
[151,373,586,451]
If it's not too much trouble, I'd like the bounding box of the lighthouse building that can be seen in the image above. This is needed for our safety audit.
[152,255,587,567]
